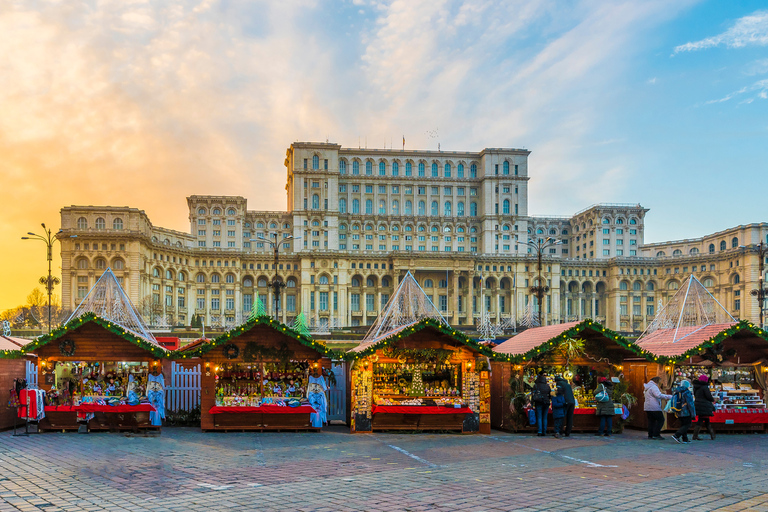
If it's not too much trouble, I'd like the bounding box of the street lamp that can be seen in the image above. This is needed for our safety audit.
[749,242,768,329]
[250,233,298,319]
[21,223,74,334]
[522,236,562,326]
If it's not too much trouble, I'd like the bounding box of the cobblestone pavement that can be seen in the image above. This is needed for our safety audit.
[1,427,767,511]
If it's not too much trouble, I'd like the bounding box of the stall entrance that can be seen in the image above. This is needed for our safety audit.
[328,361,347,423]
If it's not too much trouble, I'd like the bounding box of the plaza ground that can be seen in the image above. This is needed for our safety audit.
[1,427,767,511]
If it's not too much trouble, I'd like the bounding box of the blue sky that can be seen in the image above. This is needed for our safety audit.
[1,0,767,309]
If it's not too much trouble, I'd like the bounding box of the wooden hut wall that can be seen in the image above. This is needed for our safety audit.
[0,358,32,430]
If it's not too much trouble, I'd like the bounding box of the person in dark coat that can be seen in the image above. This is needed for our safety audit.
[532,373,551,436]
[595,377,615,437]
[693,375,715,440]
[551,386,566,439]
[671,380,696,444]
[555,375,575,437]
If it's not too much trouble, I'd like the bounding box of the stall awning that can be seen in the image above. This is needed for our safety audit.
[493,322,581,356]
[0,335,33,351]
[635,323,737,357]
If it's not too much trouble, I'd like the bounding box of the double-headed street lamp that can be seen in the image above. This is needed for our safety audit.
[749,241,768,329]
[21,224,73,334]
[522,236,562,326]
[250,233,298,319]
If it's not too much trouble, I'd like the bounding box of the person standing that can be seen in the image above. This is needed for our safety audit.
[671,380,696,444]
[551,386,566,439]
[555,375,575,437]
[595,377,615,437]
[532,372,551,437]
[644,376,672,440]
[693,375,715,440]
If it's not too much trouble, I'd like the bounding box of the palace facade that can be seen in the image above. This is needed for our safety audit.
[58,142,768,333]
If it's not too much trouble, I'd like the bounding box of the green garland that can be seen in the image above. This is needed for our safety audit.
[491,319,647,364]
[345,318,495,361]
[19,312,169,359]
[0,350,29,360]
[184,314,336,360]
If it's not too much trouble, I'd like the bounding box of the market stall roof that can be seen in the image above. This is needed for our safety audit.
[180,314,333,358]
[492,319,647,362]
[20,312,169,358]
[0,335,33,350]
[362,271,448,343]
[176,337,213,353]
[637,274,734,345]
[347,317,494,359]
[65,268,159,345]
[635,321,768,363]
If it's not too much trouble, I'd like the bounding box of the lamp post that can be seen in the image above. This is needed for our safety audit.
[251,233,298,320]
[522,236,562,326]
[21,223,69,334]
[749,241,768,329]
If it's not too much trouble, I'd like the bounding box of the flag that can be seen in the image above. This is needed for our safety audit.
[402,135,405,150]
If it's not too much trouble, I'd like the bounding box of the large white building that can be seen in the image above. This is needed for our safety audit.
[59,142,768,333]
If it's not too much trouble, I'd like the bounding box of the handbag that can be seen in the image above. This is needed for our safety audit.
[527,408,536,426]
[595,384,612,403]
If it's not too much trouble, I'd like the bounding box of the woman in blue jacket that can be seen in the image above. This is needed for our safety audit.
[671,380,697,444]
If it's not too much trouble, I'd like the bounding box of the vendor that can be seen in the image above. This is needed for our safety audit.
[147,365,165,426]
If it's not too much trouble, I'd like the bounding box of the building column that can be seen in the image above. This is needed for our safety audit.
[452,272,460,324]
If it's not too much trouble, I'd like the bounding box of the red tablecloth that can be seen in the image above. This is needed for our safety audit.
[575,408,597,415]
[44,405,78,412]
[74,404,156,413]
[17,389,42,419]
[209,405,316,414]
[372,405,473,415]
[706,410,768,424]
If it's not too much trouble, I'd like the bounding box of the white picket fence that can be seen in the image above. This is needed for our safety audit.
[166,362,201,412]
[25,361,38,389]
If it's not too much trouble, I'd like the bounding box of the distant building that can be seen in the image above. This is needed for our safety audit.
[59,142,768,333]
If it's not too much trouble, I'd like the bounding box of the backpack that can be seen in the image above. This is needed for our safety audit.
[530,388,545,403]
[595,384,612,403]
[669,389,690,417]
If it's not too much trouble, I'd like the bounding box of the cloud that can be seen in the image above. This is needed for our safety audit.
[647,77,657,84]
[745,58,768,75]
[704,79,768,104]
[674,9,768,54]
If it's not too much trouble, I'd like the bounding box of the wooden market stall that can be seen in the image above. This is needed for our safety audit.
[182,314,333,432]
[348,318,494,434]
[633,321,768,433]
[491,320,648,433]
[20,313,168,433]
[0,335,36,431]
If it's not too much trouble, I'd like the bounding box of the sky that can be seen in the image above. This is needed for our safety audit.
[1,0,767,311]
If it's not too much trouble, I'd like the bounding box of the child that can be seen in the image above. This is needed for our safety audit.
[552,386,566,439]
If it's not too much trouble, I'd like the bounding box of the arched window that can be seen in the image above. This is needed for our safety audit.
[418,201,425,216]
[392,161,399,176]
[352,161,360,175]
[226,273,235,283]
[351,277,361,287]
[352,199,360,214]
[166,269,174,280]
[287,278,296,287]
[673,249,682,256]
[258,278,268,287]
[503,199,510,214]
[668,281,679,290]
[392,200,399,215]
[339,198,347,214]
[616,218,624,224]
[702,277,715,288]
[95,217,106,230]
[633,281,641,291]
[418,162,425,177]
[113,218,123,230]
[213,208,221,215]
[431,226,438,232]
[339,160,347,174]
[112,258,124,270]
[689,248,699,255]
[365,199,373,214]
[379,200,386,215]
[76,217,88,229]
[95,258,106,270]
[503,225,510,231]
[444,163,451,177]
[629,218,637,225]
[77,258,88,270]
[732,237,739,248]
[319,275,329,285]
[312,155,319,169]
[503,161,509,175]
[198,208,206,215]
[720,241,726,251]
[431,163,438,177]
[536,228,544,234]
[366,277,375,287]
[424,279,433,288]
[470,163,477,177]
[458,163,464,177]
[444,201,452,216]
[196,273,205,283]
[178,272,185,281]
[709,243,715,254]
[405,200,412,215]
[270,222,277,229]
[379,161,386,176]
[646,281,655,291]
[153,267,161,277]
[457,202,465,216]
[431,201,438,216]
[405,162,412,176]
[365,161,372,175]
[733,274,740,284]
[656,251,666,257]
[312,194,320,209]
[470,202,477,216]
[619,281,628,291]
[382,277,390,287]
[227,208,236,216]
[602,218,610,224]
[211,273,221,283]
[244,278,253,287]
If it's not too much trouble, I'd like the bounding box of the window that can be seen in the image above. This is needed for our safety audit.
[457,202,465,216]
[457,163,464,177]
[379,161,386,176]
[431,163,438,177]
[392,161,399,176]
[445,163,451,177]
[351,293,360,310]
[379,199,386,214]
[503,161,509,175]
[405,161,412,176]
[444,201,451,216]
[112,218,123,230]
[470,164,477,177]
[709,243,715,254]
[470,202,477,216]
[353,161,359,175]
[503,199,510,214]
[418,162,425,176]
[405,200,412,215]
[339,160,347,174]
[339,198,347,213]
[319,292,329,311]
[418,201,425,216]
[312,155,319,169]
[352,199,360,214]
[392,200,399,215]
[312,194,320,209]
[365,199,373,214]
[366,161,372,175]
[732,237,739,248]
[431,201,438,216]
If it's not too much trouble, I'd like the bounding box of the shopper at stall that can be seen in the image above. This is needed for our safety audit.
[551,386,566,439]
[532,372,551,436]
[147,366,165,427]
[693,375,715,441]
[595,377,615,437]
[671,380,696,444]
[555,375,575,437]
[644,376,672,440]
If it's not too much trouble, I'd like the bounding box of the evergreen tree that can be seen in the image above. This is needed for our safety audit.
[292,309,311,337]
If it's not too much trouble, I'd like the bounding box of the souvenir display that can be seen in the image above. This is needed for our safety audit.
[213,362,311,408]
